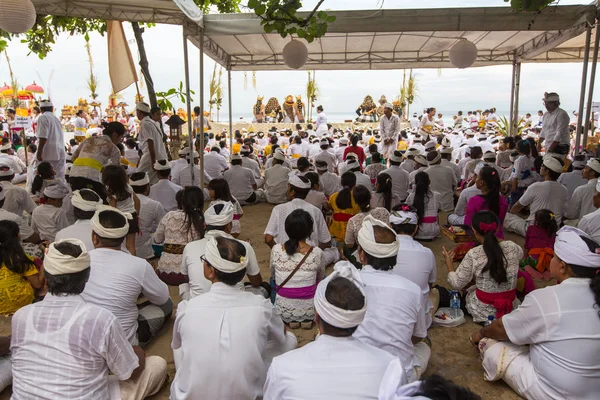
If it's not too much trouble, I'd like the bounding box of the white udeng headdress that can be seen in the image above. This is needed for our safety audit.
[90,205,131,238]
[357,215,399,258]
[205,235,248,273]
[44,239,90,275]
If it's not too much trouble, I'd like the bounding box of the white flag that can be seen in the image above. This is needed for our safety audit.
[107,20,138,93]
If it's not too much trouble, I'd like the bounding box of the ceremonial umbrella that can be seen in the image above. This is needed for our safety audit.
[0,83,10,92]
[1,89,14,99]
[17,90,34,100]
[25,81,44,94]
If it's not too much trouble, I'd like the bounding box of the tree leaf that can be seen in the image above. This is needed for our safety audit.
[326,16,336,23]
[255,4,266,15]
[317,11,327,20]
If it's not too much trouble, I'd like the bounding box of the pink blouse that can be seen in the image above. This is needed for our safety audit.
[464,194,508,239]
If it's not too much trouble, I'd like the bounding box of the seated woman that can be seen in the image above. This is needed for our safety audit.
[465,165,508,239]
[406,172,441,240]
[345,185,390,255]
[328,172,360,242]
[270,209,323,330]
[370,173,401,212]
[522,209,558,280]
[0,220,45,316]
[441,211,522,323]
[472,226,600,400]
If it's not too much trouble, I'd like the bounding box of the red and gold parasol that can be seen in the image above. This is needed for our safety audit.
[0,83,10,92]
[1,89,14,99]
[17,90,34,100]
[25,81,44,94]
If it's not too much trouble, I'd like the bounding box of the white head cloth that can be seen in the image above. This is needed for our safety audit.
[71,189,102,212]
[90,205,131,239]
[346,160,360,170]
[384,102,393,109]
[543,92,560,102]
[231,154,242,161]
[389,152,403,162]
[153,160,171,171]
[205,201,234,226]
[240,145,251,154]
[587,158,600,174]
[346,152,358,160]
[320,138,329,146]
[427,153,441,165]
[40,100,53,108]
[289,174,311,189]
[543,155,563,173]
[441,136,451,147]
[129,172,150,187]
[414,154,428,166]
[44,182,69,199]
[44,239,90,276]
[0,164,13,176]
[440,147,453,154]
[205,235,248,273]
[483,152,496,161]
[572,160,587,169]
[0,143,11,151]
[357,215,399,258]
[273,151,286,161]
[424,141,436,150]
[314,261,367,328]
[554,226,600,268]
[389,209,418,225]
[339,137,349,144]
[136,102,151,113]
[474,161,490,175]
[404,148,420,157]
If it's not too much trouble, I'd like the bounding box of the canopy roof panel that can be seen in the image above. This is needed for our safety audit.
[186,5,598,70]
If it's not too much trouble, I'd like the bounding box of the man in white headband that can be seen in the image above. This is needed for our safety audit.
[129,172,166,259]
[224,152,264,205]
[55,189,103,251]
[439,147,461,183]
[0,143,26,184]
[172,235,296,399]
[31,182,70,242]
[314,159,342,197]
[204,144,230,180]
[264,261,406,399]
[171,147,190,179]
[0,185,37,243]
[353,216,430,382]
[577,178,600,243]
[239,144,263,187]
[11,238,168,399]
[265,174,340,268]
[346,158,372,190]
[82,205,172,347]
[379,101,401,160]
[0,162,35,217]
[564,157,600,223]
[172,150,212,188]
[137,101,168,184]
[313,137,338,173]
[180,201,263,300]
[264,149,293,204]
[473,226,600,400]
[148,159,183,212]
[408,155,429,189]
[34,99,67,181]
[380,150,411,202]
[506,155,568,237]
[424,150,457,212]
[389,207,439,327]
[539,91,571,156]
[557,154,588,199]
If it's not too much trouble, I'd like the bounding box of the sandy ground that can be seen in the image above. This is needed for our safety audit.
[0,203,530,399]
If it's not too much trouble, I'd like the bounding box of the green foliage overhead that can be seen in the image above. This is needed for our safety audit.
[156,82,195,114]
[504,0,556,12]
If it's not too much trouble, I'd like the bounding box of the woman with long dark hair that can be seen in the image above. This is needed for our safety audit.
[0,220,45,315]
[465,165,508,239]
[328,172,360,240]
[270,209,324,329]
[406,171,441,240]
[370,173,400,211]
[208,178,243,237]
[442,210,521,322]
[154,186,205,285]
[345,185,390,250]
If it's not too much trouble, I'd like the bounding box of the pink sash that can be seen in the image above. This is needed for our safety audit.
[276,283,318,300]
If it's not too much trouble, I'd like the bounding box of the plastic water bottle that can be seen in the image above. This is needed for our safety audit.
[449,291,461,319]
[484,315,495,326]
[331,236,338,248]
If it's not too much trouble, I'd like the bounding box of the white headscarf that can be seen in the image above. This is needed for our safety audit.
[289,174,311,189]
[0,164,13,176]
[427,153,441,165]
[153,159,171,171]
[543,155,563,173]
[44,182,69,199]
[314,261,367,328]
[44,239,90,275]
[389,209,418,225]
[389,152,403,162]
[587,158,600,174]
[129,172,150,187]
[90,205,131,239]
[204,235,248,273]
[554,226,600,268]
[71,189,102,212]
[357,215,399,258]
[205,201,234,226]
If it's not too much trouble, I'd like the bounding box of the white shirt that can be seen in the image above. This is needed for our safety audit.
[441,159,461,183]
[11,294,138,400]
[0,208,33,239]
[242,156,262,180]
[204,151,229,180]
[541,107,571,149]
[354,171,373,191]
[138,116,167,160]
[409,117,419,129]
[519,180,568,223]
[399,159,415,175]
[265,198,331,247]
[354,266,427,381]
[171,283,296,400]
[0,153,24,174]
[503,278,600,399]
[425,164,457,212]
[394,235,437,327]
[557,169,587,199]
[55,219,95,251]
[1,181,35,216]
[317,171,342,197]
[264,335,405,400]
[74,116,88,135]
[31,203,69,242]
[313,149,337,173]
[454,185,482,216]
[264,164,291,204]
[149,179,183,212]
[224,165,257,202]
[135,194,166,259]
[564,178,598,220]
[173,164,211,188]
[379,114,400,140]
[37,111,66,162]
[82,248,170,345]
[578,208,600,243]
[315,112,327,132]
[180,230,261,299]
[170,158,188,179]
[381,165,410,201]
[305,189,328,211]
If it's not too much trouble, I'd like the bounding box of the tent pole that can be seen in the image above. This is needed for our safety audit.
[182,31,194,184]
[228,68,233,152]
[583,20,600,149]
[199,28,205,188]
[509,60,517,136]
[576,25,592,155]
[513,62,521,134]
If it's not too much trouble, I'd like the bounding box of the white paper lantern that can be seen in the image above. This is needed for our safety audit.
[282,40,308,69]
[449,40,477,69]
[0,0,36,34]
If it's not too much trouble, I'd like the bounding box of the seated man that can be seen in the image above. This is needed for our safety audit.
[224,154,262,205]
[564,158,600,224]
[447,183,481,225]
[55,189,103,251]
[0,186,39,244]
[204,146,229,180]
[171,236,296,399]
[81,206,173,346]
[264,261,406,399]
[180,202,263,300]
[31,182,70,242]
[10,239,168,399]
[353,215,430,382]
[0,142,26,184]
[0,163,35,217]
[263,151,291,205]
[315,160,341,197]
[148,159,183,212]
[472,226,600,400]
[172,151,212,188]
[129,172,166,259]
[578,179,600,243]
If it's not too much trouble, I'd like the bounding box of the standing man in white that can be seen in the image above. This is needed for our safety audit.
[35,100,66,184]
[379,103,401,160]
[314,105,328,137]
[136,102,168,184]
[538,92,571,158]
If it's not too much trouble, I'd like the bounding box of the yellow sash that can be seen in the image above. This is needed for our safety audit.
[75,127,87,132]
[73,157,103,171]
[291,154,301,159]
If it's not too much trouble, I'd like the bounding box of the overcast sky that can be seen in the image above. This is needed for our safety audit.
[1,0,597,120]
